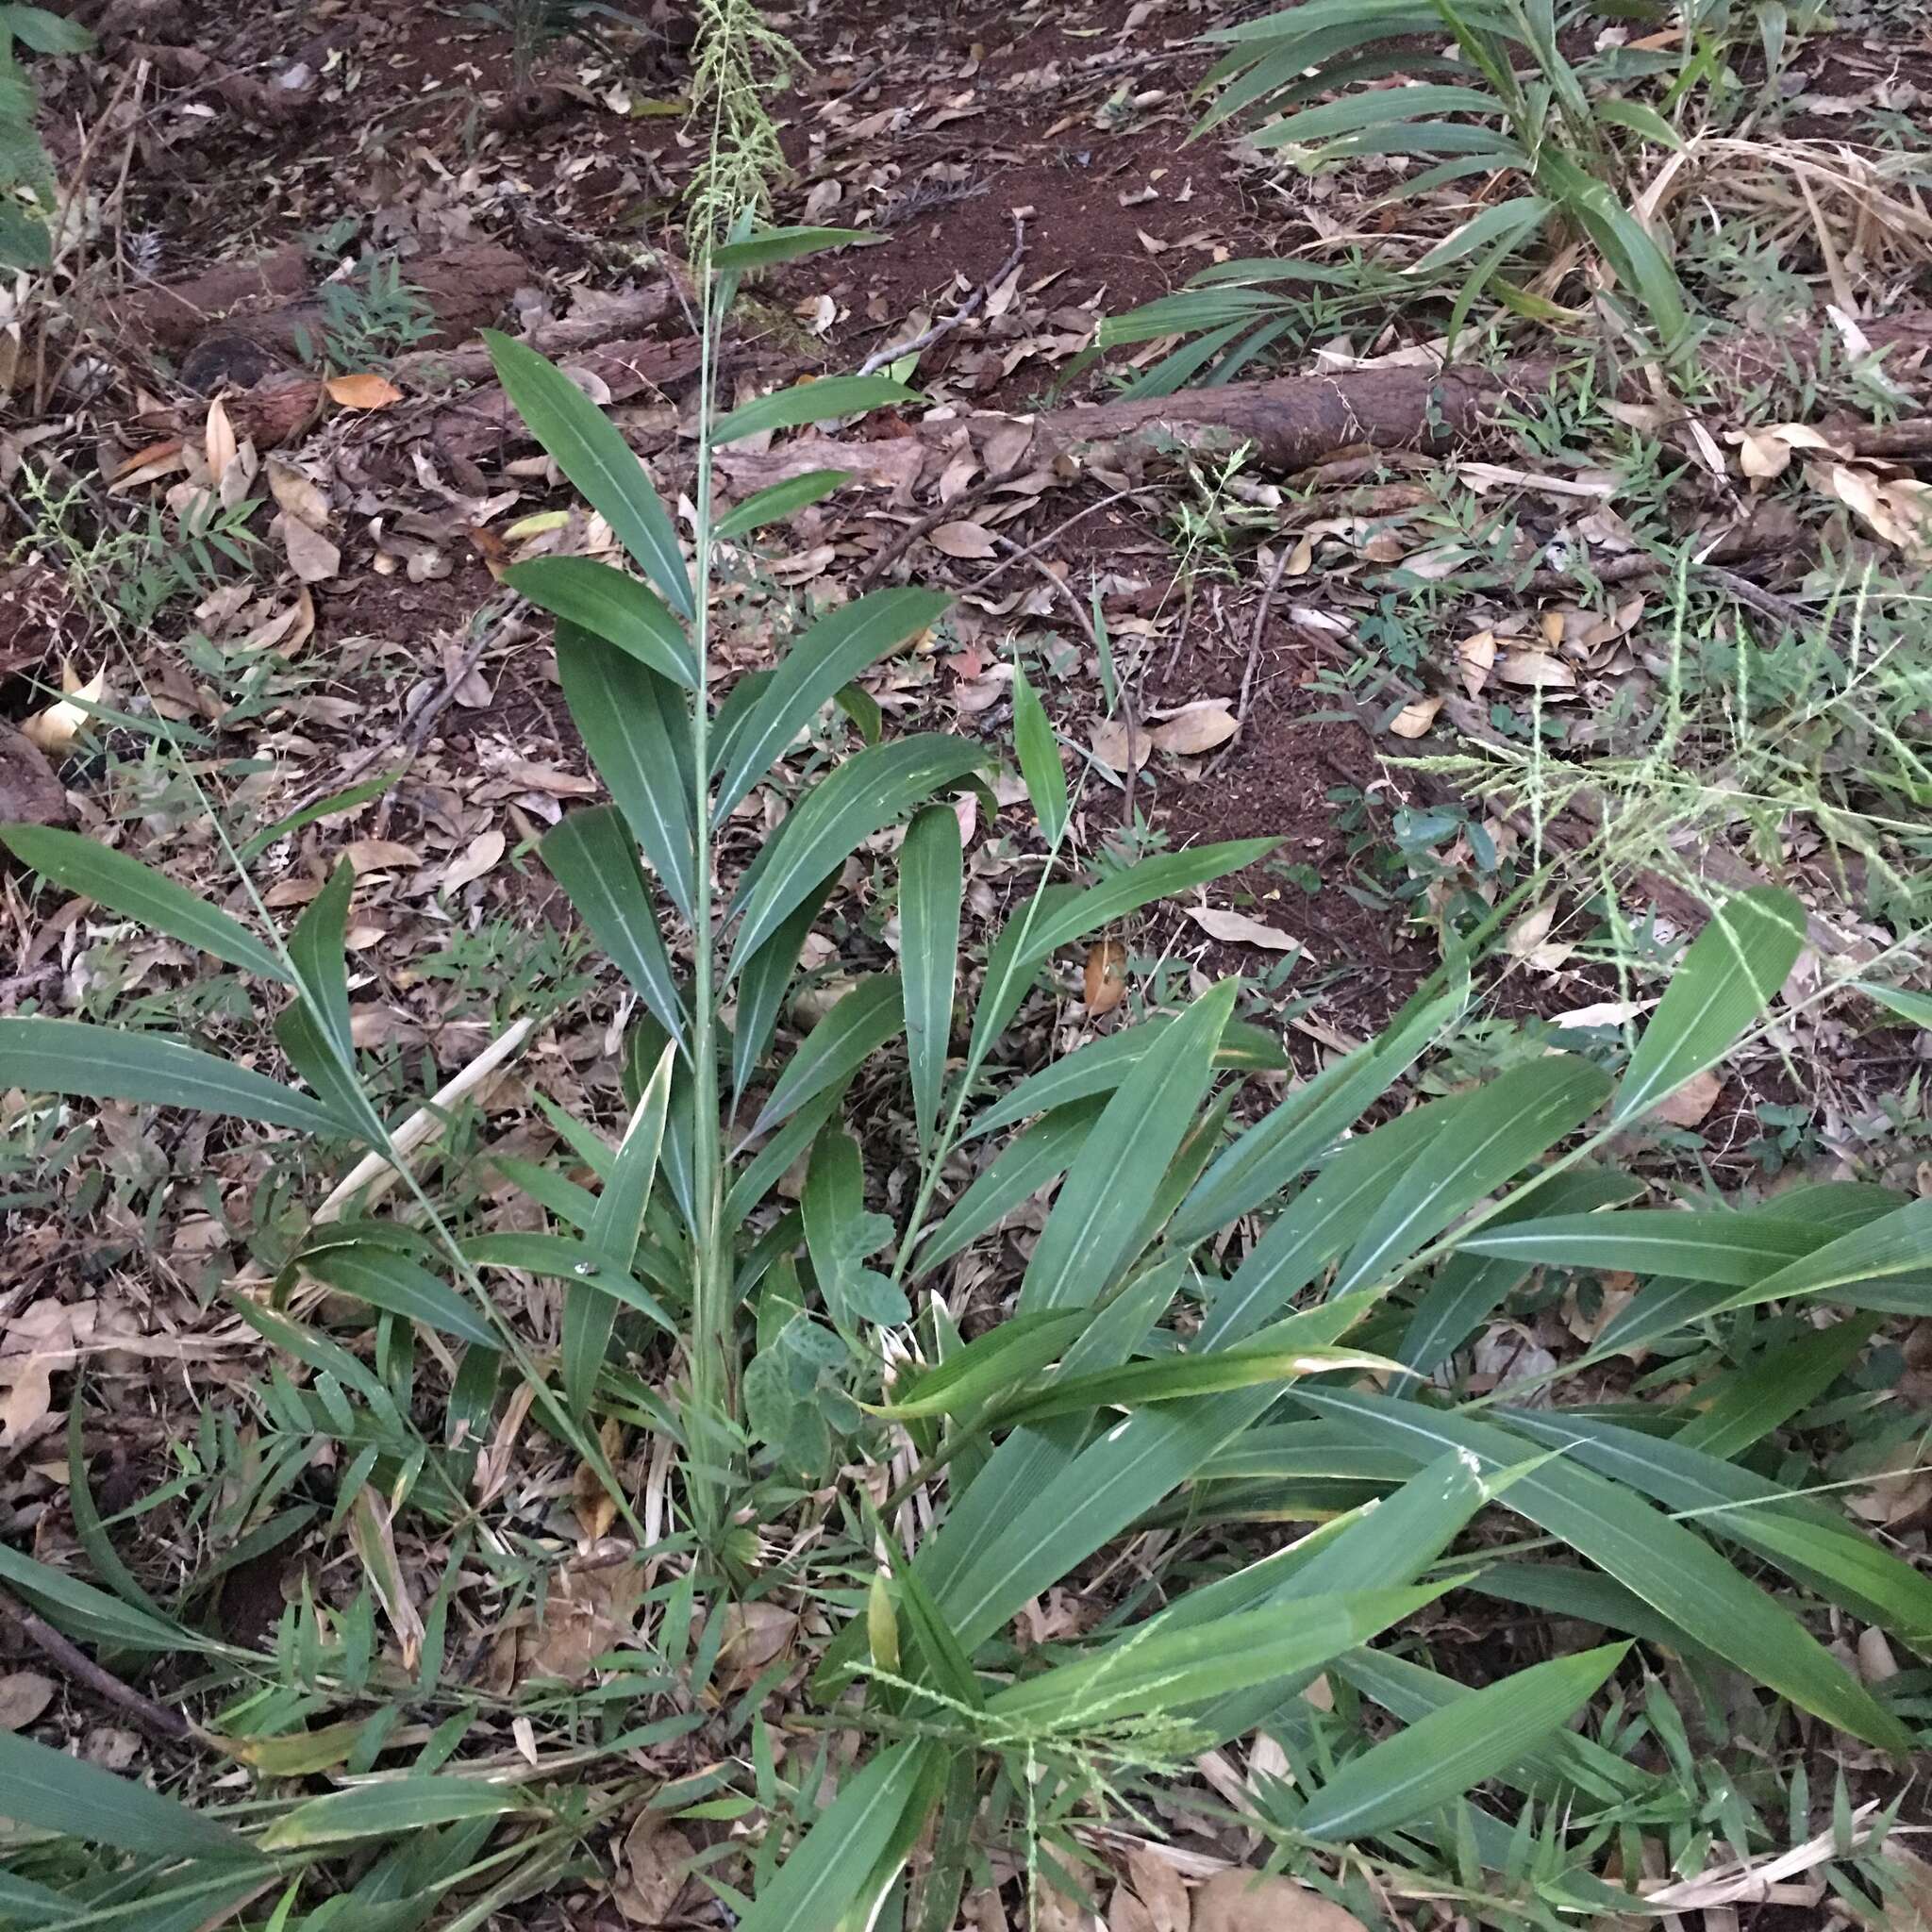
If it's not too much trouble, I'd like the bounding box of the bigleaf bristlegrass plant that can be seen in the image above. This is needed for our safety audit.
[1103,0,1710,395]
[4,219,1932,1927]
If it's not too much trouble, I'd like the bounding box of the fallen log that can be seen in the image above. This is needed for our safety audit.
[131,42,317,126]
[114,242,530,371]
[1002,315,1932,476]
[141,287,684,449]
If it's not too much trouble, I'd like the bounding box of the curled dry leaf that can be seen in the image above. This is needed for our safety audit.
[930,519,999,559]
[1731,421,1839,482]
[615,1812,696,1925]
[268,458,340,585]
[1457,629,1495,695]
[1189,906,1298,953]
[0,1671,56,1733]
[1653,1066,1723,1128]
[21,664,105,754]
[1151,700,1239,757]
[1085,939,1128,1015]
[1388,692,1441,738]
[204,395,237,478]
[440,827,507,893]
[1190,1870,1367,1932]
[1505,902,1573,972]
[325,371,405,409]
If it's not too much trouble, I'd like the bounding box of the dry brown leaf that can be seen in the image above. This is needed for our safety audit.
[930,519,998,559]
[1457,629,1495,695]
[1857,1625,1900,1685]
[573,1418,625,1541]
[1150,700,1238,756]
[1189,906,1298,953]
[21,665,105,755]
[1191,1870,1367,1932]
[204,396,237,478]
[715,1600,797,1690]
[1654,1067,1723,1128]
[614,1812,696,1924]
[347,1488,424,1670]
[1388,693,1441,738]
[1085,939,1128,1015]
[1089,715,1149,771]
[343,839,424,874]
[1504,902,1573,972]
[325,371,405,409]
[0,1671,55,1733]
[523,1557,645,1683]
[441,827,506,892]
[1496,648,1577,690]
[1123,1847,1190,1932]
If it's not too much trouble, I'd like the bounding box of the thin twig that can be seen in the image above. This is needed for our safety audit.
[326,596,516,801]
[857,212,1025,378]
[0,1590,189,1741]
[1238,541,1293,726]
[960,486,1148,597]
[855,460,1027,591]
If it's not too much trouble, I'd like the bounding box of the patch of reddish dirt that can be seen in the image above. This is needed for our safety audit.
[773,0,1279,385]
[1142,626,1435,1035]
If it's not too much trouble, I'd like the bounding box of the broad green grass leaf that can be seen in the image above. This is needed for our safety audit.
[967,1013,1284,1142]
[727,737,987,971]
[1412,193,1550,274]
[1001,1335,1391,1426]
[708,225,866,268]
[712,375,921,447]
[970,841,1276,1059]
[567,1041,675,1414]
[714,589,949,820]
[987,1585,1443,1728]
[0,1017,340,1134]
[1298,1644,1628,1841]
[1856,982,1932,1030]
[504,558,696,688]
[1200,1100,1464,1350]
[1009,660,1068,846]
[749,974,905,1139]
[462,1233,677,1319]
[541,807,686,1048]
[717,469,851,539]
[1674,1316,1878,1458]
[1337,1646,1654,1805]
[933,1297,1378,1645]
[486,332,691,615]
[1261,82,1500,147]
[1327,1055,1610,1300]
[899,806,961,1154]
[805,1126,908,1328]
[1295,1389,1912,1752]
[0,1540,193,1653]
[1611,887,1805,1124]
[730,872,839,1102]
[304,1244,496,1349]
[1709,1196,1932,1317]
[261,1777,526,1848]
[286,860,358,1075]
[912,1100,1105,1276]
[0,1730,257,1859]
[1455,1208,1822,1283]
[1173,986,1461,1247]
[869,1310,1089,1421]
[1502,1406,1932,1647]
[1021,982,1236,1311]
[0,824,286,981]
[733,1743,932,1932]
[1398,1170,1643,1375]
[556,625,696,920]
